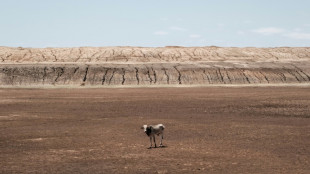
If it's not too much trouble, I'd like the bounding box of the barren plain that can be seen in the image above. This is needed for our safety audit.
[0,87,310,173]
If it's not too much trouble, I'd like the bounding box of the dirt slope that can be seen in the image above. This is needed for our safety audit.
[1,46,310,86]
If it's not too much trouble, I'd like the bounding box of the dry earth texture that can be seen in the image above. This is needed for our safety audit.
[1,46,310,86]
[0,88,309,173]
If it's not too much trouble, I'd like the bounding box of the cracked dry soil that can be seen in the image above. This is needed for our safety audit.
[0,87,310,173]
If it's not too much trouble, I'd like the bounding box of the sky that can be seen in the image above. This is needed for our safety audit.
[0,0,310,48]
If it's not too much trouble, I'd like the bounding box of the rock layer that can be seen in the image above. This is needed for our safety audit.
[1,62,310,86]
[1,46,310,63]
[0,47,310,86]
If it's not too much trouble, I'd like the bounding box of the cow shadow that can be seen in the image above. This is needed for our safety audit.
[147,145,168,149]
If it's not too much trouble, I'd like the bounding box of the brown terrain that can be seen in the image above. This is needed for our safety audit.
[0,47,310,173]
[1,46,310,86]
[0,87,309,173]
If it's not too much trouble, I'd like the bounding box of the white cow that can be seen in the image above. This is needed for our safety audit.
[141,124,165,148]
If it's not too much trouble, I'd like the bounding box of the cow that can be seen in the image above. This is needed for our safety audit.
[141,124,165,148]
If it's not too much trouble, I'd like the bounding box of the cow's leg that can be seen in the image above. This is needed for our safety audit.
[149,136,152,149]
[153,135,157,148]
[160,134,163,147]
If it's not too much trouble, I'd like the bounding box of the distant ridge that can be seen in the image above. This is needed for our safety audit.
[0,47,309,87]
[1,46,309,63]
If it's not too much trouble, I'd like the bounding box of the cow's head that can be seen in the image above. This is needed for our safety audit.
[141,125,152,136]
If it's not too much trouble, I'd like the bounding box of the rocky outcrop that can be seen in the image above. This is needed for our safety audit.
[1,46,310,63]
[0,47,310,87]
[1,62,310,86]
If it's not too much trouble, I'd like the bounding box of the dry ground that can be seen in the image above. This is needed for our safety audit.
[0,87,309,173]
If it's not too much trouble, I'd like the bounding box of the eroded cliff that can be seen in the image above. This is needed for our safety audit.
[1,47,309,87]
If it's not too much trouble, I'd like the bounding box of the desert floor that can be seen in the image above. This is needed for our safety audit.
[0,87,309,173]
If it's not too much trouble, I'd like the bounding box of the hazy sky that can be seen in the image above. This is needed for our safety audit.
[1,0,309,47]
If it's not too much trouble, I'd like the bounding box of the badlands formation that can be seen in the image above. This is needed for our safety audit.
[0,46,310,87]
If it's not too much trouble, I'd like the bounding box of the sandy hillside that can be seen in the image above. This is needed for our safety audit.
[0,46,310,86]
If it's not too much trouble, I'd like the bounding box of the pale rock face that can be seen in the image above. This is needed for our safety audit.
[1,46,310,63]
[0,46,309,86]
